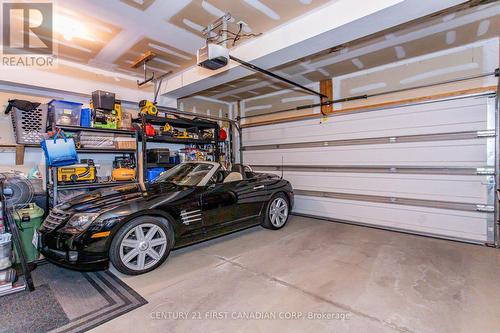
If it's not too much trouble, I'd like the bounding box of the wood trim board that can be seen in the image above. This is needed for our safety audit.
[241,86,498,128]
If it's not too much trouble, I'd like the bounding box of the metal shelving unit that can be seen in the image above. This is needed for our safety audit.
[137,114,220,181]
[48,180,136,190]
[46,125,139,206]
[58,125,135,135]
[141,115,219,129]
[76,148,136,154]
[146,136,216,145]
[146,163,177,168]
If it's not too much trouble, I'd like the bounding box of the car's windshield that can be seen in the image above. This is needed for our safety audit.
[153,163,216,186]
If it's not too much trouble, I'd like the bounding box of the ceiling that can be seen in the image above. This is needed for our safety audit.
[191,1,500,102]
[169,0,331,40]
[33,0,333,78]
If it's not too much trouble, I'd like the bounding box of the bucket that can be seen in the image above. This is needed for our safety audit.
[0,233,12,270]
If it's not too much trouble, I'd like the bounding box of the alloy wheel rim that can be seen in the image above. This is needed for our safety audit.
[269,197,288,227]
[119,223,167,271]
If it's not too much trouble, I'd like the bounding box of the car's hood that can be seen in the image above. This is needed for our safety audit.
[58,182,194,213]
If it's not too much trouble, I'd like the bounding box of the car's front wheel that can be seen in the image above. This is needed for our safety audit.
[261,193,290,230]
[109,216,173,275]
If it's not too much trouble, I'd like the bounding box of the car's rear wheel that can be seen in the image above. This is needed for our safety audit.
[261,193,290,230]
[110,216,173,275]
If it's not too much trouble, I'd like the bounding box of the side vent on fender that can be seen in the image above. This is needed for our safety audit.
[180,209,202,225]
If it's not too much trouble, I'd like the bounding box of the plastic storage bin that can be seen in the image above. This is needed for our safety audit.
[10,104,48,145]
[0,233,12,270]
[13,203,44,263]
[147,168,165,182]
[80,108,92,127]
[49,100,83,127]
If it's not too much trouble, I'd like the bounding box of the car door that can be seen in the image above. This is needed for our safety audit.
[201,180,239,230]
[202,175,265,233]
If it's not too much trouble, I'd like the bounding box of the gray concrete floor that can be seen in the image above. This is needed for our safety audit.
[90,216,500,333]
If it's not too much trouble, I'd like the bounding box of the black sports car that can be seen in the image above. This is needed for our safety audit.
[37,162,294,275]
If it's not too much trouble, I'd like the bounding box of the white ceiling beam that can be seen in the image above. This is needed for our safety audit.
[161,0,469,98]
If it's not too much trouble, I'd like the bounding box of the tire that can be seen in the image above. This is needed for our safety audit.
[261,193,290,230]
[109,216,174,275]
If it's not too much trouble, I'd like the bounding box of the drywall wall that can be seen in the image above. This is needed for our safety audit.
[196,2,500,103]
[179,96,230,118]
[0,81,177,183]
[333,38,498,110]
[163,0,465,97]
[178,95,234,128]
[0,63,154,103]
[240,38,499,125]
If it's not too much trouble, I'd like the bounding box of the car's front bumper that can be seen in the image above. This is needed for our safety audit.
[38,229,110,271]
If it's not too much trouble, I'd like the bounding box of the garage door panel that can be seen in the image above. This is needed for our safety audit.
[245,139,487,167]
[293,196,488,243]
[242,95,495,244]
[258,171,489,204]
[243,97,488,146]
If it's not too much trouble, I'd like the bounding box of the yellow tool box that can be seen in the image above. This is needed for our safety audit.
[57,164,96,183]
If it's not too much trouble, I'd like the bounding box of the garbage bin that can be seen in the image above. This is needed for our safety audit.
[13,203,44,263]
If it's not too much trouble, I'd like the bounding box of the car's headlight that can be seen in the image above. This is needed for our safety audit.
[61,213,100,233]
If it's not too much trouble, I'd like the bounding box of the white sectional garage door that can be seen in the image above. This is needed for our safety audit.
[242,94,497,244]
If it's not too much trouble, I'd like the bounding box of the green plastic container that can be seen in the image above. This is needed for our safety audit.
[13,203,44,263]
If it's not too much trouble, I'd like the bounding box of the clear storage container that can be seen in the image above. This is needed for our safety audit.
[49,99,83,127]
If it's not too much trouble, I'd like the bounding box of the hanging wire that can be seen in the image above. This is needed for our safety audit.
[205,21,262,47]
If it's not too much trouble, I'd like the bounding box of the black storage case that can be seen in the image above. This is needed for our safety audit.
[147,149,171,164]
[92,90,115,110]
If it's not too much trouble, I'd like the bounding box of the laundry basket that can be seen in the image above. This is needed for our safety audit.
[0,233,12,270]
[10,104,48,145]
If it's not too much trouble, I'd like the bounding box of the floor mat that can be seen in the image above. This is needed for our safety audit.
[0,284,69,333]
[0,262,147,333]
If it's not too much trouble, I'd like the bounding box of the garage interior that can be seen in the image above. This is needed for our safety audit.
[0,0,500,332]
